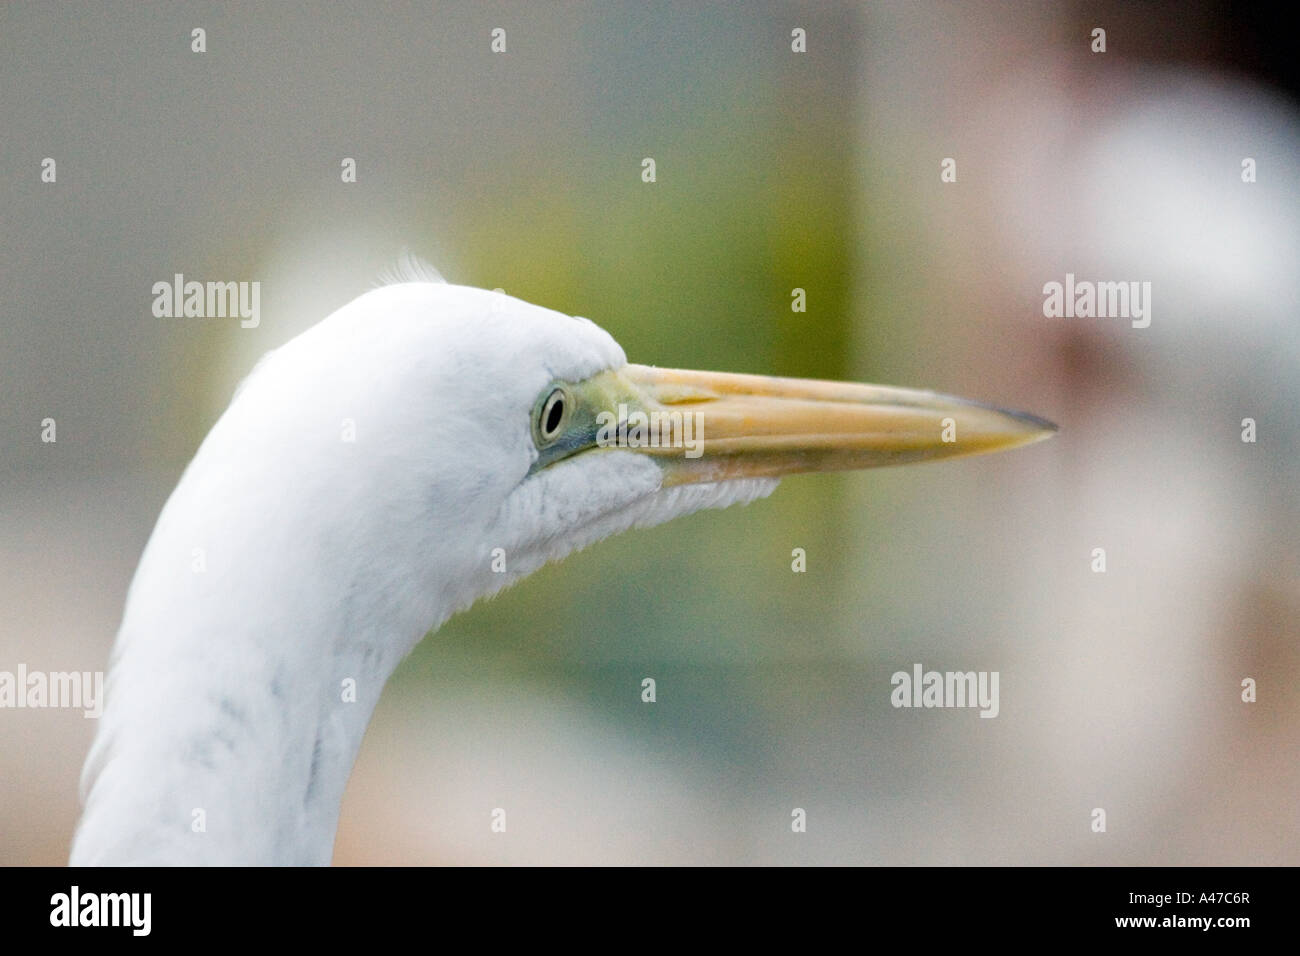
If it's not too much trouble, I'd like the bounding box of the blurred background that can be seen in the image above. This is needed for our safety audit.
[2,1,1296,864]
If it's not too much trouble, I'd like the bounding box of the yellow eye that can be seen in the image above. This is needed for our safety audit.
[534,387,569,446]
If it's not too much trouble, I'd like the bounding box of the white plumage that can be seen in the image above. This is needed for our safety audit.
[72,272,1051,865]
[71,281,776,864]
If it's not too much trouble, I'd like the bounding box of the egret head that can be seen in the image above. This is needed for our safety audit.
[218,280,1055,634]
[193,279,1053,654]
[73,274,1055,865]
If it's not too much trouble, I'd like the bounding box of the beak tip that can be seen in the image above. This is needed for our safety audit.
[948,393,1058,444]
[1015,410,1059,438]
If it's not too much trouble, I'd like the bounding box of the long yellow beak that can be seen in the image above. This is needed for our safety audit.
[584,364,1056,486]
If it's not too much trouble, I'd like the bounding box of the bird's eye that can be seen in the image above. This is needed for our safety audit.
[534,387,569,446]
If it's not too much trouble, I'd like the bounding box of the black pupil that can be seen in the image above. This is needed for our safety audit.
[544,395,564,435]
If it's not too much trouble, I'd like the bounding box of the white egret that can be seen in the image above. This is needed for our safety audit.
[70,269,1055,865]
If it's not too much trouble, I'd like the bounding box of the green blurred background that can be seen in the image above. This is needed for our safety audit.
[2,1,1296,864]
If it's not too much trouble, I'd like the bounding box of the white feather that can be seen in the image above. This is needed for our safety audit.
[70,282,774,865]
[376,249,446,286]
